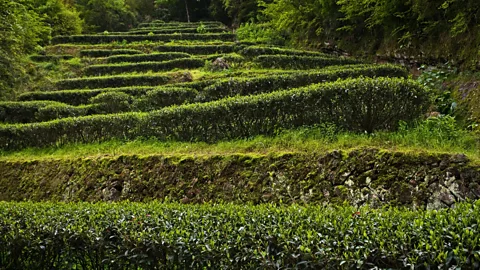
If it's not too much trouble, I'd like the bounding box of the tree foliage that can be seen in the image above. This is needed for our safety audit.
[262,0,480,65]
[35,0,83,37]
[74,0,136,32]
[0,0,48,99]
[155,0,212,23]
[0,0,83,100]
[221,0,262,25]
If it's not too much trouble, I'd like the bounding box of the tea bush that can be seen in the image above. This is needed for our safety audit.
[137,21,223,28]
[0,77,430,150]
[201,64,407,101]
[0,101,65,124]
[18,87,154,106]
[56,74,171,90]
[79,49,143,58]
[52,33,236,45]
[89,92,132,114]
[256,54,361,69]
[0,201,478,269]
[126,27,227,35]
[35,104,94,122]
[6,65,405,123]
[84,58,204,76]
[19,80,216,105]
[156,44,236,54]
[29,55,74,63]
[240,45,329,57]
[133,87,198,111]
[106,52,191,63]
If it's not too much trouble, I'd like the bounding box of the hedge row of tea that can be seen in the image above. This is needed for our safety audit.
[51,33,236,45]
[155,44,237,54]
[255,54,361,69]
[137,21,224,28]
[123,27,227,35]
[201,64,407,101]
[239,46,331,57]
[18,81,215,105]
[37,45,340,63]
[136,25,222,31]
[2,87,198,123]
[15,64,381,105]
[79,49,143,57]
[84,58,205,76]
[18,86,154,106]
[55,74,171,90]
[0,77,430,149]
[105,52,191,63]
[4,65,406,123]
[29,55,73,62]
[77,45,339,58]
[1,201,478,269]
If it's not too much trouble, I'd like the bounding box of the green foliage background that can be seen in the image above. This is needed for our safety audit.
[262,0,480,66]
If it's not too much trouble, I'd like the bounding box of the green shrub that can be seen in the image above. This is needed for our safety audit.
[156,44,236,54]
[10,87,199,123]
[89,92,132,114]
[133,87,198,111]
[51,33,236,45]
[0,101,65,124]
[0,77,430,150]
[0,201,479,269]
[255,54,361,69]
[240,46,330,57]
[106,52,191,63]
[29,55,74,63]
[35,104,92,122]
[126,27,227,35]
[18,87,154,106]
[55,74,171,90]
[18,80,216,105]
[236,22,286,45]
[137,21,224,28]
[0,101,101,124]
[79,49,143,58]
[84,58,204,76]
[164,79,218,91]
[201,64,408,101]
[132,25,224,32]
[107,28,228,35]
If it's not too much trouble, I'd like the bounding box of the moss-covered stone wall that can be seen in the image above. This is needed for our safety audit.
[1,148,479,208]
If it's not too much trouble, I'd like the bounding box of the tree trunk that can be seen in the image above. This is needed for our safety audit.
[184,0,190,22]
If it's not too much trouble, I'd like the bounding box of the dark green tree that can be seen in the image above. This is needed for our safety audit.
[35,0,83,37]
[0,0,49,99]
[155,0,213,22]
[75,0,136,32]
[222,0,262,26]
[125,0,157,22]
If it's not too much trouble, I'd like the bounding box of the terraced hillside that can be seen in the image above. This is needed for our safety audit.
[1,21,479,268]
